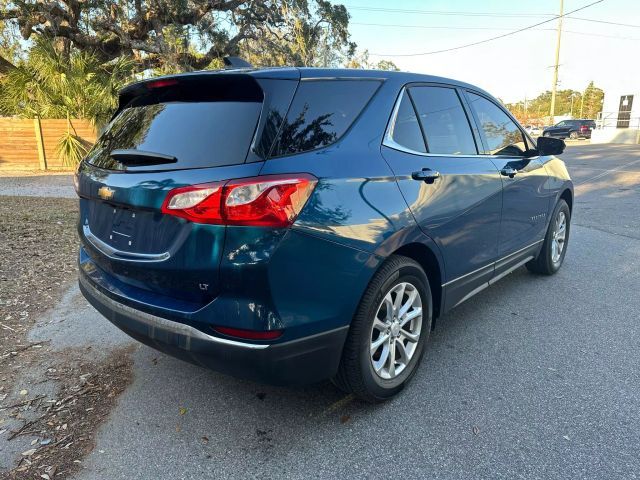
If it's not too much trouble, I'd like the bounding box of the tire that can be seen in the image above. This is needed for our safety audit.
[333,255,432,403]
[569,131,579,140]
[526,199,571,275]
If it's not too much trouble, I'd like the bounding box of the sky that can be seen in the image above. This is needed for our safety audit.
[337,0,640,103]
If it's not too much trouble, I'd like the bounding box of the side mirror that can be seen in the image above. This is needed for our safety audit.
[536,136,565,156]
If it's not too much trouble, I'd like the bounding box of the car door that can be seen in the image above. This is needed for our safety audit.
[560,121,577,137]
[464,90,550,278]
[381,84,503,310]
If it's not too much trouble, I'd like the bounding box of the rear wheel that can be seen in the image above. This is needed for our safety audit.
[527,199,570,275]
[333,255,432,402]
[569,131,579,140]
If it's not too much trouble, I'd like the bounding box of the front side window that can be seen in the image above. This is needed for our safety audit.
[467,92,527,156]
[270,79,380,157]
[408,86,477,155]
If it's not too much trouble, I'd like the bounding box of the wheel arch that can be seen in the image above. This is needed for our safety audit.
[391,242,444,327]
[559,187,573,213]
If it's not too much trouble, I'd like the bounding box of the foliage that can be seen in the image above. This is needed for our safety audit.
[0,37,134,125]
[580,81,605,119]
[506,82,604,124]
[0,0,357,73]
[345,50,399,71]
[56,123,91,167]
[240,1,355,67]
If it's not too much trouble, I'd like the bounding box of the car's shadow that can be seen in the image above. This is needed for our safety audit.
[106,264,567,444]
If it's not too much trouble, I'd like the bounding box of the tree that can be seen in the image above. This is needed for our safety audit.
[0,37,134,165]
[0,37,133,124]
[240,1,355,67]
[580,81,604,119]
[0,0,356,74]
[505,82,604,125]
[344,50,399,71]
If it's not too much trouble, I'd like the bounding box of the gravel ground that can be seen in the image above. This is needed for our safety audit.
[0,175,75,199]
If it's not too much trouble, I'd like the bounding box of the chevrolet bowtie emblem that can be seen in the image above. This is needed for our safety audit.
[98,186,114,201]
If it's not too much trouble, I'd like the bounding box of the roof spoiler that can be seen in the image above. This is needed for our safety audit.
[223,57,253,69]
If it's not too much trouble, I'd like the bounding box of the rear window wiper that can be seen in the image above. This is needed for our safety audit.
[110,149,177,166]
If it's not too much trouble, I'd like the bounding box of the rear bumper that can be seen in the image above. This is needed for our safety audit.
[79,272,348,386]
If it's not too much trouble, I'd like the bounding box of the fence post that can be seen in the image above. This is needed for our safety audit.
[33,117,47,170]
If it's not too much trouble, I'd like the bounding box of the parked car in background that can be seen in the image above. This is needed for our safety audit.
[76,66,573,402]
[525,125,543,136]
[542,119,596,139]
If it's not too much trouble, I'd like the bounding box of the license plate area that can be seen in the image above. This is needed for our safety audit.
[109,207,137,251]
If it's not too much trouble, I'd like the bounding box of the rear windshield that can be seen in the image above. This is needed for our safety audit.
[86,76,263,171]
[269,79,381,158]
[86,103,261,171]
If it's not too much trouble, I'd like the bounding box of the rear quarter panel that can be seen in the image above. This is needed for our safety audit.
[255,78,436,335]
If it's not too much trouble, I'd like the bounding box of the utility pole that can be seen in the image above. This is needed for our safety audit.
[550,0,564,124]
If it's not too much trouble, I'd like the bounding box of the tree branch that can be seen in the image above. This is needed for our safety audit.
[0,55,17,74]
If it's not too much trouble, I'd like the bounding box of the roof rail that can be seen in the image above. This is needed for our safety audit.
[223,57,253,69]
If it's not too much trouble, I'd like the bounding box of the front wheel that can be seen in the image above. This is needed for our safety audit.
[333,255,432,402]
[527,199,571,275]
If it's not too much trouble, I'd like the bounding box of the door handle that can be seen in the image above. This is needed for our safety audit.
[500,167,518,178]
[411,169,441,184]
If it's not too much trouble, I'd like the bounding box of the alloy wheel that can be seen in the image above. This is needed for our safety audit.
[370,282,423,380]
[551,211,567,264]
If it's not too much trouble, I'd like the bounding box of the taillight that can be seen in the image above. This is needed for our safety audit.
[161,182,224,224]
[161,174,317,227]
[579,125,589,131]
[213,326,283,340]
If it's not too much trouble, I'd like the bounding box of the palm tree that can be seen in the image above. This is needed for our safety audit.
[0,38,134,166]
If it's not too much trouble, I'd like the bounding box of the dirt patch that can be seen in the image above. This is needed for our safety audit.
[0,196,78,337]
[1,346,134,479]
[0,196,135,478]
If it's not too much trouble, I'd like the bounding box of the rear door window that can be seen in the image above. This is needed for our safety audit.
[408,86,477,155]
[389,92,426,153]
[270,79,380,157]
[466,92,527,156]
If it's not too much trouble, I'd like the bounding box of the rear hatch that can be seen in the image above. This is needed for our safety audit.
[77,71,298,304]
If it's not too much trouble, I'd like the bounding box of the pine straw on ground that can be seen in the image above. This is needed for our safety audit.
[0,196,135,479]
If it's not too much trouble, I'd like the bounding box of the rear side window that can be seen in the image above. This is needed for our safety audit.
[467,92,526,156]
[408,86,477,155]
[270,80,380,157]
[390,93,426,153]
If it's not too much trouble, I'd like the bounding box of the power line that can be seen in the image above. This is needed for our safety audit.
[344,5,556,18]
[351,22,517,31]
[369,0,605,57]
[566,16,640,28]
[351,22,640,41]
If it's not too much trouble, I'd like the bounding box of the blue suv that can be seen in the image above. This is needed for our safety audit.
[77,67,572,402]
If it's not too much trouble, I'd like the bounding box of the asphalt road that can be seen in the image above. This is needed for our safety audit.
[14,143,640,479]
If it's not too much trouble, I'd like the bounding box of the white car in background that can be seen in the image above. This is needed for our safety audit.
[525,125,543,137]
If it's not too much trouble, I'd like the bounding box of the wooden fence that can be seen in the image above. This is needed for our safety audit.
[0,118,96,171]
